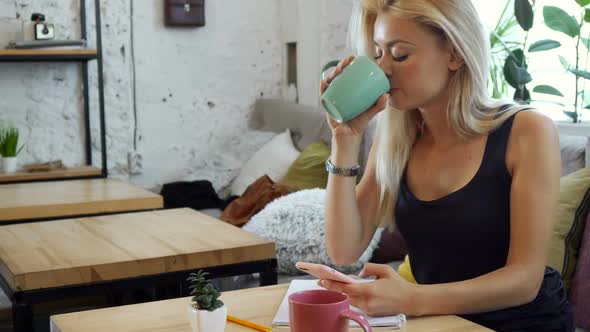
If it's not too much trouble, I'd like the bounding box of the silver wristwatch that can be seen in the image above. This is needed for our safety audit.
[325,159,360,177]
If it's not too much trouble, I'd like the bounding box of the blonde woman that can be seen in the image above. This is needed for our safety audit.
[321,0,574,330]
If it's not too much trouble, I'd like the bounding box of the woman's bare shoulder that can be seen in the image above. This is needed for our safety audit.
[507,109,559,171]
[510,109,557,139]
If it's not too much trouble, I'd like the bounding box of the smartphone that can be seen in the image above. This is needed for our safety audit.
[295,262,361,284]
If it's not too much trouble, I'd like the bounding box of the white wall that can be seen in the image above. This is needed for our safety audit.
[290,0,355,107]
[0,0,361,192]
[131,0,283,191]
[0,0,283,192]
[319,0,355,68]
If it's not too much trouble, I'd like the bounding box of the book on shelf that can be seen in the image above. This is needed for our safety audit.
[272,279,407,329]
[5,39,87,50]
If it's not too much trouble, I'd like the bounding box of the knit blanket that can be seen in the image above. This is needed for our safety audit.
[244,188,382,275]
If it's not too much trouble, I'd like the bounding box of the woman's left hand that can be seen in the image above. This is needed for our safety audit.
[320,263,418,316]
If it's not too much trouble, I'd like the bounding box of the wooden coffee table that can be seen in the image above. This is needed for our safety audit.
[50,284,493,332]
[0,179,164,223]
[0,208,277,332]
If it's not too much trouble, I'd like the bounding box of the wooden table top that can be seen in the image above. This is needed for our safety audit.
[0,208,275,291]
[50,284,493,332]
[0,179,163,222]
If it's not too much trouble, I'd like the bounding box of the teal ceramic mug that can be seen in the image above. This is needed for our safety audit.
[321,56,390,123]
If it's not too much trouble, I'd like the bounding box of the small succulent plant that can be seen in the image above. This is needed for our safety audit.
[0,124,24,158]
[187,270,224,312]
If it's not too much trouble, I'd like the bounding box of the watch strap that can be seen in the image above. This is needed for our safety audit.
[325,159,360,177]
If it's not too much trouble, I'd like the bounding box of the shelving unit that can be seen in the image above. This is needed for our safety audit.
[0,0,107,184]
[0,5,167,328]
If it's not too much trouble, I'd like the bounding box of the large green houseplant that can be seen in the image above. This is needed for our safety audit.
[489,0,525,99]
[498,0,590,122]
[488,0,535,102]
[535,1,590,122]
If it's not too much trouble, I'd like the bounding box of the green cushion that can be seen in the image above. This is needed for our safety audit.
[548,167,590,290]
[281,141,331,190]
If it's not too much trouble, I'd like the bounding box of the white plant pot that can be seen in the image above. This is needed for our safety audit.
[2,157,17,173]
[187,303,227,332]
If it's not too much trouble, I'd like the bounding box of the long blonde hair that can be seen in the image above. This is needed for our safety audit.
[349,0,531,227]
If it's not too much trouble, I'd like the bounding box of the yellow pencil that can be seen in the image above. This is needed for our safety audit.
[227,315,272,332]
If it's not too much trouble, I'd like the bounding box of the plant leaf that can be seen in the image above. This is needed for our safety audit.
[585,105,590,109]
[505,61,532,87]
[515,0,534,31]
[570,69,590,80]
[576,0,590,7]
[213,300,224,309]
[564,111,578,122]
[197,294,212,306]
[543,6,580,38]
[514,86,531,102]
[528,39,561,52]
[586,9,590,23]
[559,55,571,70]
[533,85,564,96]
[514,65,533,85]
[503,49,529,88]
[203,284,216,293]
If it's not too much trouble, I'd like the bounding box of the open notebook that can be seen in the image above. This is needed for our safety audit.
[272,279,406,329]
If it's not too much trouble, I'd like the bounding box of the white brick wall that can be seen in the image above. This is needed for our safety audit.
[0,0,355,194]
[0,0,283,194]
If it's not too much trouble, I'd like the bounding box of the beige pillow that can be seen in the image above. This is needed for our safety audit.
[230,129,300,196]
[548,167,590,290]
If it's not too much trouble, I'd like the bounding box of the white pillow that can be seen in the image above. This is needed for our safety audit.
[230,129,300,196]
[243,189,382,275]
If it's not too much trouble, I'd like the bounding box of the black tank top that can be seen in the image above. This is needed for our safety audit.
[397,115,513,284]
[395,112,574,331]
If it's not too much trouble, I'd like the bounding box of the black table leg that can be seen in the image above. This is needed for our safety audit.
[259,259,278,286]
[12,300,34,332]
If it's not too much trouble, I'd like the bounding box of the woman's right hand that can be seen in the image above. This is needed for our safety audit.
[320,55,390,139]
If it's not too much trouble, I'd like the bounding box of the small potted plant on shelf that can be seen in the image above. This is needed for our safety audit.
[0,124,25,174]
[186,270,227,332]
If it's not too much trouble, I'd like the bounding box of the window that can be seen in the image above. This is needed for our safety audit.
[474,0,590,122]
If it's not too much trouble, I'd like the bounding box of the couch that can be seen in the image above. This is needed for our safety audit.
[206,99,589,332]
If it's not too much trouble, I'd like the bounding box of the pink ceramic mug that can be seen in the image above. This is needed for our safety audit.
[289,289,372,332]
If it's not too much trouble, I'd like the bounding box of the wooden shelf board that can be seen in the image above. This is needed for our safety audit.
[0,166,102,183]
[0,49,98,61]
